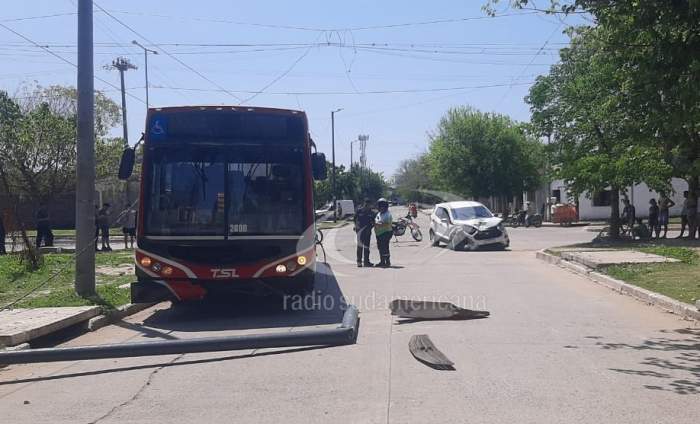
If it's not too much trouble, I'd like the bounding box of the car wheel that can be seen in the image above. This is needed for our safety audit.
[447,236,464,251]
[429,230,440,247]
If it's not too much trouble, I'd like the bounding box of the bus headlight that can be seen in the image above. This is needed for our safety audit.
[275,264,287,273]
[151,262,162,273]
[297,256,307,266]
[162,266,174,276]
[140,256,152,267]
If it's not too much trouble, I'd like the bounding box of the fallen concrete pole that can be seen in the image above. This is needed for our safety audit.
[0,305,359,365]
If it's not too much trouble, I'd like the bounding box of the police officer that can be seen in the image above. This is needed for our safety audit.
[354,198,375,267]
[374,198,393,268]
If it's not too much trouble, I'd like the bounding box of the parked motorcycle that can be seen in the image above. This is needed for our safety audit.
[393,213,423,241]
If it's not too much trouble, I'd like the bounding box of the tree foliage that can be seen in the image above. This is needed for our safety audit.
[393,154,437,202]
[0,84,122,204]
[488,0,700,227]
[314,163,387,208]
[426,106,543,200]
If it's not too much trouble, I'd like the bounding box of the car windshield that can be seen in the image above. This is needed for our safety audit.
[451,205,493,220]
[145,143,305,236]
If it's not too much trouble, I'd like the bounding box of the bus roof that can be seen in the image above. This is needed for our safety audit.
[147,106,306,117]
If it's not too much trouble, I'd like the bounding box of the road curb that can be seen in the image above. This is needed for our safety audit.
[86,303,156,332]
[536,249,700,322]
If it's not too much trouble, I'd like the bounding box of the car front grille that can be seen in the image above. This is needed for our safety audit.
[473,227,502,240]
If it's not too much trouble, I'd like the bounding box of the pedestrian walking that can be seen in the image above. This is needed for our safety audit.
[677,191,689,238]
[35,204,54,248]
[97,203,112,252]
[374,198,393,268]
[0,211,6,255]
[354,199,376,267]
[648,198,660,238]
[122,207,137,249]
[657,192,675,238]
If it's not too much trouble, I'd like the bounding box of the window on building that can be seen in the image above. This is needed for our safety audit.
[592,190,612,207]
[552,189,561,203]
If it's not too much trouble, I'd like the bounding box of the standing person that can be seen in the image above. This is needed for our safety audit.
[621,198,636,230]
[97,203,112,252]
[0,211,6,255]
[374,198,393,268]
[648,198,660,239]
[524,201,535,226]
[657,192,675,238]
[94,205,100,251]
[122,207,137,249]
[353,199,375,267]
[677,191,689,238]
[35,204,54,248]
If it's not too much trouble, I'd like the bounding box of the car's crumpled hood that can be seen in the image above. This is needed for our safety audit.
[452,217,502,230]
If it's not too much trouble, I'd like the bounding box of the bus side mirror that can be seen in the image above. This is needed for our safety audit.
[118,148,136,180]
[312,153,327,180]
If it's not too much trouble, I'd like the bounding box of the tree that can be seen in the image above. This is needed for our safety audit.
[313,162,387,208]
[0,84,122,204]
[427,106,543,201]
[393,154,436,202]
[489,0,700,233]
[527,26,671,238]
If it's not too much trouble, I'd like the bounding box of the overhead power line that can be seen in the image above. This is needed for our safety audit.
[149,81,534,96]
[0,12,77,23]
[105,9,539,32]
[0,21,146,104]
[92,1,243,102]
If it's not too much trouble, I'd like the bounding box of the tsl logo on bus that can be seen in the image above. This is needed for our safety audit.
[211,268,239,279]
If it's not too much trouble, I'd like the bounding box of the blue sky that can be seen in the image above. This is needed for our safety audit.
[1,0,576,176]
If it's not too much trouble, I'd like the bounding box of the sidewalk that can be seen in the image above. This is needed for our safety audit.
[537,246,700,321]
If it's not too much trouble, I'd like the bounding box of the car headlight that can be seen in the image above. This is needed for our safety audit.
[497,222,504,231]
[462,225,477,235]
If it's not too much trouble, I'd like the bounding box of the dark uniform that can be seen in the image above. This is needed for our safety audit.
[0,212,6,255]
[354,205,376,266]
[36,206,53,248]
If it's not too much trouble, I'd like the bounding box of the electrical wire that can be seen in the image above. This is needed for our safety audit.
[92,2,243,102]
[149,81,534,96]
[0,21,147,105]
[0,200,140,312]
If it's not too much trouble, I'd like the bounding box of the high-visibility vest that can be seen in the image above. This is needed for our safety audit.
[374,211,393,236]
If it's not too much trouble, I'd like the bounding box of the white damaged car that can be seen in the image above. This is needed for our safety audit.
[429,201,509,250]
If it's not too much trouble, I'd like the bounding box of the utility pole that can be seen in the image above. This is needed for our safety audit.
[131,40,157,107]
[350,139,357,169]
[108,57,137,146]
[331,108,342,222]
[75,0,95,297]
[358,134,369,196]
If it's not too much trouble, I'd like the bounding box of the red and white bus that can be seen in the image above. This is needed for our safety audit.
[119,106,327,303]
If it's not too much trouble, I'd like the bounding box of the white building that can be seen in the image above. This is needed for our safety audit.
[526,178,688,221]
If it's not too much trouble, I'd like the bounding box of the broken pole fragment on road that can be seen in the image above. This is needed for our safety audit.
[409,334,455,371]
[390,299,490,321]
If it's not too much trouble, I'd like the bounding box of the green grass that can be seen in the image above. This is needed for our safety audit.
[317,221,350,230]
[604,247,700,305]
[14,228,123,238]
[0,250,133,309]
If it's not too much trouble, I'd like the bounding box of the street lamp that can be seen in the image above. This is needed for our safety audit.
[331,108,343,222]
[131,40,158,107]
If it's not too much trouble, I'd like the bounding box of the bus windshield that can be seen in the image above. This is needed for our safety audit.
[145,143,305,237]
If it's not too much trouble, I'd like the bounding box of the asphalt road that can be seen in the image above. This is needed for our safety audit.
[1,208,698,423]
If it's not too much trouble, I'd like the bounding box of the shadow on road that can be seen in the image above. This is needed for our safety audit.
[599,328,700,395]
[0,345,331,386]
[140,263,347,333]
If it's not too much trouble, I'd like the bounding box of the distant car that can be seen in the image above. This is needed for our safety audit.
[429,201,509,250]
